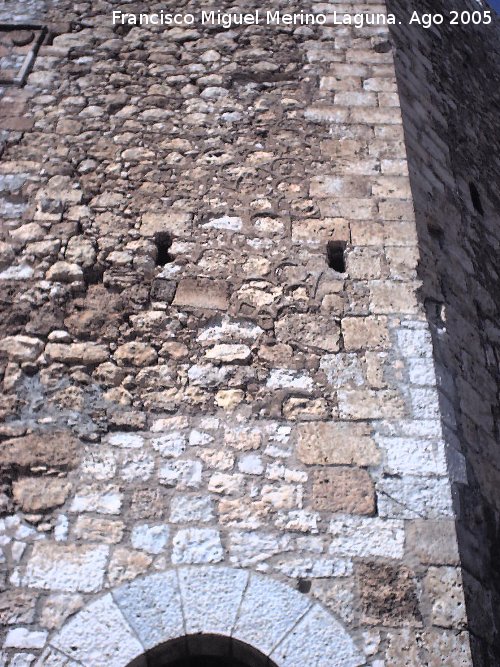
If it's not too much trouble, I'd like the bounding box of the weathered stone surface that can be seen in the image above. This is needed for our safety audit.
[329,517,405,558]
[73,517,125,544]
[45,343,109,365]
[114,342,157,367]
[40,594,84,631]
[171,528,223,564]
[0,432,79,471]
[423,567,467,628]
[13,477,71,512]
[51,595,143,667]
[141,211,192,237]
[0,590,37,625]
[233,574,310,656]
[406,519,459,565]
[296,422,380,466]
[0,335,43,362]
[312,468,375,515]
[107,548,152,587]
[357,562,422,626]
[173,279,228,310]
[23,544,108,593]
[113,571,183,651]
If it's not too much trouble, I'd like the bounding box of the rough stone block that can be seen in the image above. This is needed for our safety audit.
[173,278,228,310]
[296,421,380,466]
[0,432,79,472]
[357,562,422,626]
[312,467,375,515]
[113,571,183,651]
[23,544,109,593]
[51,594,144,667]
[405,519,459,565]
[233,573,311,656]
[140,211,192,237]
[342,316,390,350]
[329,517,405,558]
[178,566,248,635]
[270,604,364,667]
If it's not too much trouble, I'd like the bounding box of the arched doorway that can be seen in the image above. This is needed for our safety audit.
[41,566,364,667]
[134,633,278,667]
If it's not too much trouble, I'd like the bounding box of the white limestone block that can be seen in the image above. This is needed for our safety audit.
[23,544,109,593]
[178,566,248,635]
[113,571,184,651]
[232,573,311,655]
[51,595,144,667]
[271,604,364,667]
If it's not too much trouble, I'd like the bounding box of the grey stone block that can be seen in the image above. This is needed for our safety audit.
[113,571,184,651]
[178,566,248,636]
[50,594,144,667]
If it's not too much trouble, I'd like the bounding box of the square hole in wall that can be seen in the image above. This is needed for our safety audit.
[0,24,47,86]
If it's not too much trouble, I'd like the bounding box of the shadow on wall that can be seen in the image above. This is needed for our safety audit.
[388,0,500,664]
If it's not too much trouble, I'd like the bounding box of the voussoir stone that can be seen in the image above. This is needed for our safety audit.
[51,594,145,667]
[270,604,364,667]
[113,571,184,650]
[178,566,248,636]
[232,573,311,656]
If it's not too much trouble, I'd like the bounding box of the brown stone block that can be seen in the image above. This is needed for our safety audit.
[141,211,192,237]
[311,467,375,514]
[173,278,228,311]
[342,316,390,350]
[338,389,405,420]
[357,562,422,626]
[296,422,380,466]
[369,281,419,315]
[0,590,37,625]
[291,218,350,243]
[13,477,71,512]
[0,117,34,131]
[406,519,459,565]
[0,431,79,471]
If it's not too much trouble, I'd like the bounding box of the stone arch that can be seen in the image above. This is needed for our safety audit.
[36,566,364,667]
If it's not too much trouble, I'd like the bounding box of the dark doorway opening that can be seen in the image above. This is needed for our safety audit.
[169,658,249,667]
[127,634,278,667]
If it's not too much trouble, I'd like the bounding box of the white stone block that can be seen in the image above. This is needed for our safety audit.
[23,544,109,593]
[377,477,454,518]
[169,496,214,523]
[159,460,202,488]
[4,629,47,650]
[377,437,447,475]
[131,524,170,554]
[172,528,223,564]
[233,573,311,656]
[34,648,81,666]
[329,517,405,558]
[107,433,144,448]
[271,604,364,667]
[178,566,248,635]
[113,571,183,651]
[51,595,144,667]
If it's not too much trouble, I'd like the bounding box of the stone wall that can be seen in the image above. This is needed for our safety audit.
[386,0,500,664]
[0,0,473,665]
